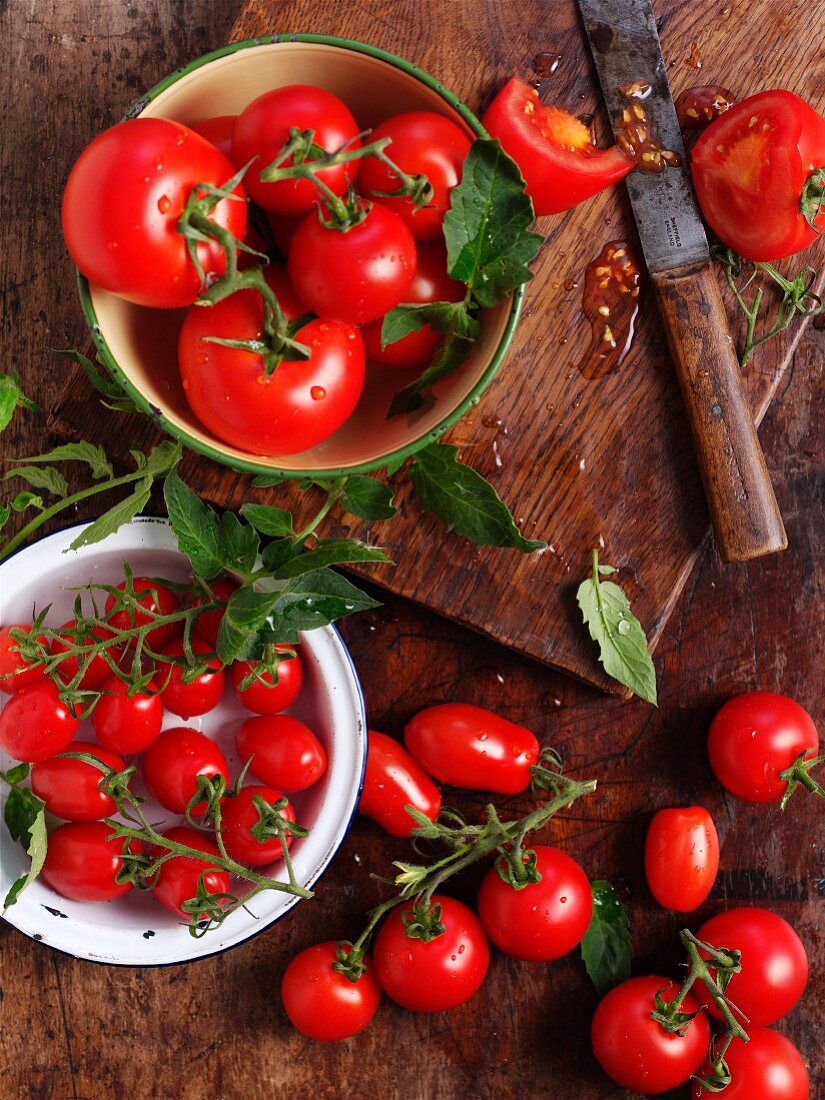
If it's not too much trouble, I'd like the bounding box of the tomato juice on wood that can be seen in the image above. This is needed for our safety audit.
[675,85,735,130]
[576,240,643,379]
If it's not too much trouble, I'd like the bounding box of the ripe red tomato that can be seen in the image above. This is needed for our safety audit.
[220,784,296,867]
[105,576,181,652]
[190,577,239,647]
[477,845,592,961]
[0,679,80,762]
[281,941,382,1040]
[62,117,247,308]
[52,620,121,691]
[644,805,720,912]
[404,702,539,794]
[231,649,303,715]
[159,637,225,719]
[236,714,327,793]
[191,114,237,160]
[358,111,471,239]
[372,894,490,1012]
[0,623,48,693]
[150,825,229,920]
[481,77,633,215]
[142,726,229,815]
[232,84,361,215]
[696,907,808,1027]
[358,729,442,838]
[591,975,711,1094]
[707,691,819,804]
[692,90,825,261]
[288,202,417,325]
[692,1027,810,1100]
[41,822,141,902]
[361,240,466,370]
[31,741,125,821]
[92,676,163,755]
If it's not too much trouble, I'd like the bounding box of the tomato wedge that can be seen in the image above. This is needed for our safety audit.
[691,89,825,261]
[481,76,633,215]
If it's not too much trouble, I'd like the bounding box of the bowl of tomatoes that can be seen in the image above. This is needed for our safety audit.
[65,35,523,477]
[0,517,366,965]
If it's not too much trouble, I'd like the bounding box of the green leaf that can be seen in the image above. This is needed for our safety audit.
[271,539,391,579]
[0,504,9,530]
[11,491,44,513]
[261,538,300,574]
[388,334,475,417]
[19,442,113,480]
[240,503,295,537]
[340,476,397,521]
[3,806,48,911]
[0,372,39,432]
[220,511,259,575]
[576,549,658,705]
[215,586,283,663]
[51,348,144,414]
[133,440,182,477]
[265,570,381,636]
[68,478,152,551]
[443,138,542,307]
[408,442,544,552]
[164,468,227,580]
[3,782,43,842]
[4,464,68,497]
[380,302,478,347]
[580,880,633,997]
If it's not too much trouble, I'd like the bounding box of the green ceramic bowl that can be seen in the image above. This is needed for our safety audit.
[78,35,523,478]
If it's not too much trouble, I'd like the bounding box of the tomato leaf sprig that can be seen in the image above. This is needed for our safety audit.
[1,764,48,910]
[579,880,633,996]
[0,372,39,434]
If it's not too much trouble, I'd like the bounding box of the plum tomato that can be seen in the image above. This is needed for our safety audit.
[191,114,237,160]
[142,726,229,815]
[150,825,229,920]
[288,202,417,325]
[91,676,163,755]
[105,576,181,652]
[236,714,327,793]
[159,637,225,719]
[0,623,49,693]
[232,84,361,215]
[62,117,247,308]
[0,679,80,763]
[41,821,141,902]
[220,784,296,867]
[281,941,381,1041]
[695,907,808,1027]
[477,845,592,961]
[358,111,471,239]
[231,648,303,715]
[358,729,441,838]
[707,691,819,804]
[591,975,710,1094]
[644,805,719,912]
[372,894,490,1012]
[31,741,125,822]
[52,620,121,691]
[190,577,239,647]
[404,702,539,794]
[481,77,633,215]
[692,1026,810,1100]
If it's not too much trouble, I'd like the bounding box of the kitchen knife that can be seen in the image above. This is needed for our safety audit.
[576,0,787,562]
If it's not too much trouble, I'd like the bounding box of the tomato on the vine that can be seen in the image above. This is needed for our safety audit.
[142,726,229,815]
[644,805,719,912]
[692,1027,810,1100]
[236,714,327,793]
[190,577,239,647]
[159,637,225,718]
[191,114,237,160]
[53,620,121,691]
[231,649,303,714]
[105,576,181,652]
[358,729,441,838]
[31,742,125,822]
[41,822,141,902]
[0,679,80,763]
[150,826,229,920]
[281,941,382,1041]
[92,676,164,755]
[220,784,296,867]
[0,623,48,693]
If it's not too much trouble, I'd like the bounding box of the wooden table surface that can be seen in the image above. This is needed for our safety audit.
[1,3,822,1098]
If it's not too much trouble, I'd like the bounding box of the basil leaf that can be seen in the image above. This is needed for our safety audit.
[271,539,391,580]
[576,550,657,705]
[0,372,39,432]
[4,464,68,497]
[18,442,113,480]
[580,880,633,996]
[240,503,295,537]
[69,478,153,551]
[164,468,227,580]
[220,511,259,575]
[408,442,544,552]
[340,476,396,521]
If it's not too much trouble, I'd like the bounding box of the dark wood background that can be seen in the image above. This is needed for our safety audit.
[1,2,822,1098]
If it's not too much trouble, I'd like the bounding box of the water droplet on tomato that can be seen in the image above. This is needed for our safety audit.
[155,161,164,171]
[311,338,322,348]
[196,353,208,364]
[560,896,568,904]
[479,732,489,742]
[457,944,465,954]
[310,386,325,401]
[157,195,171,214]
[402,950,414,967]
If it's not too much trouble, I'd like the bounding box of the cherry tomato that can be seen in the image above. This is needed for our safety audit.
[644,805,720,912]
[404,702,539,794]
[159,637,225,719]
[232,84,361,215]
[288,202,417,325]
[62,117,247,308]
[142,726,229,815]
[477,845,592,961]
[92,676,163,755]
[0,623,49,693]
[707,691,819,804]
[105,576,181,652]
[150,825,229,920]
[481,77,633,215]
[190,577,239,647]
[52,620,121,691]
[358,729,442,838]
[591,975,711,1094]
[231,649,303,715]
[0,679,80,763]
[31,741,125,821]
[281,941,381,1040]
[692,1027,810,1100]
[220,784,296,867]
[191,114,237,160]
[372,894,490,1012]
[361,240,465,370]
[236,714,327,793]
[41,821,140,902]
[358,111,471,239]
[696,907,808,1027]
[692,90,825,261]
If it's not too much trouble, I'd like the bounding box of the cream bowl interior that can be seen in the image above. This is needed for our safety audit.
[84,39,517,476]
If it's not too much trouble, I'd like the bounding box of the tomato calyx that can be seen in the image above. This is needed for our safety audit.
[800,166,825,232]
[400,897,446,942]
[777,748,825,808]
[176,161,251,291]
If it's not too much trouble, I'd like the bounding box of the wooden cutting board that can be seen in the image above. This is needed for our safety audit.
[50,0,825,694]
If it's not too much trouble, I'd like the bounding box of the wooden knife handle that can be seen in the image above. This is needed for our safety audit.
[651,261,787,562]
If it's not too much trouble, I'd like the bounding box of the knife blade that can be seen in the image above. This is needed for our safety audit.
[576,0,787,562]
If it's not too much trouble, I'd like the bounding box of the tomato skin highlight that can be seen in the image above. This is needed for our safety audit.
[92,676,164,755]
[142,726,230,815]
[0,623,49,693]
[477,845,593,961]
[236,714,327,793]
[691,1027,810,1100]
[0,679,80,763]
[591,975,710,1094]
[707,691,819,803]
[41,822,141,902]
[231,649,303,715]
[644,805,720,912]
[220,784,296,867]
[281,941,381,1041]
[404,702,539,794]
[481,76,633,215]
[359,729,442,838]
[150,825,229,920]
[31,742,125,822]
